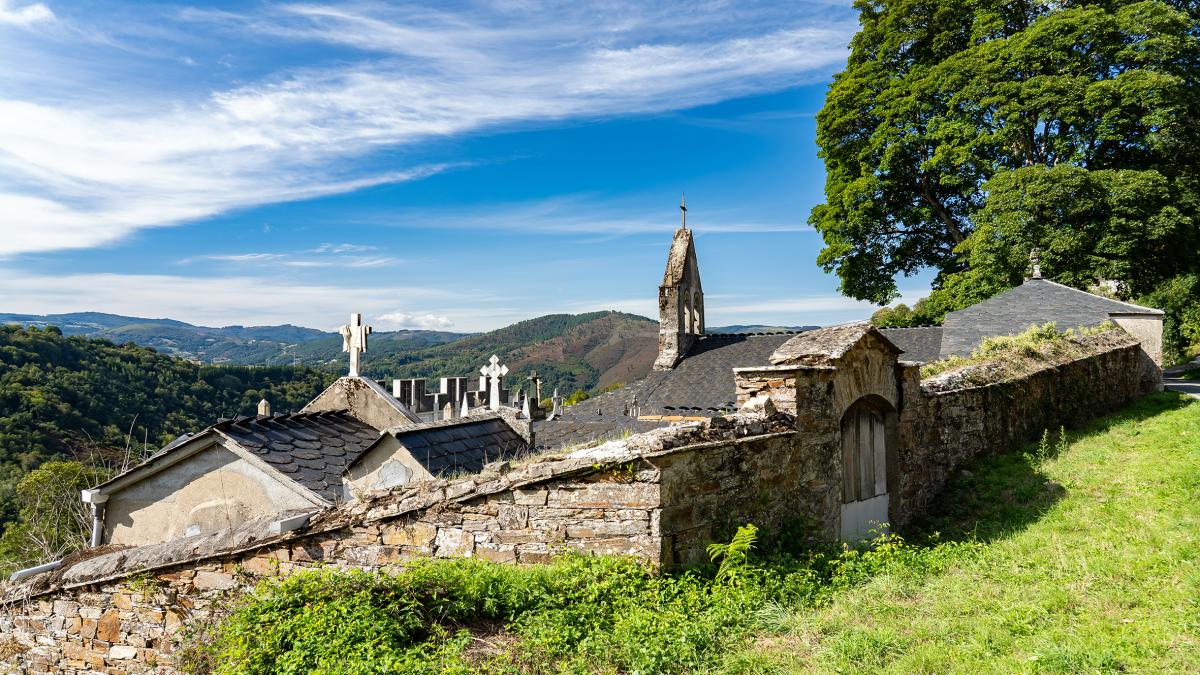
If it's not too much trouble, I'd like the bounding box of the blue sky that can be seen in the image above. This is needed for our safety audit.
[0,0,932,332]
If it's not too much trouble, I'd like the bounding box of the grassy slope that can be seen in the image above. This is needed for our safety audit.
[732,392,1200,673]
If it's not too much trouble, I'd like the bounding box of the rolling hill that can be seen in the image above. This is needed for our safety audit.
[1,310,661,395]
[0,312,463,366]
[2,310,820,397]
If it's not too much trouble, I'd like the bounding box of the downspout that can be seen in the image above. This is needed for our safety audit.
[81,489,108,547]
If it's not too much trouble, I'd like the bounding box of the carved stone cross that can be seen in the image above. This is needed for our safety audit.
[480,355,508,411]
[339,313,372,377]
[526,370,543,402]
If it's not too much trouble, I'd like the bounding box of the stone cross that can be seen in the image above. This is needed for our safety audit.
[527,371,543,402]
[339,313,372,377]
[480,355,508,411]
[1029,248,1042,280]
[551,388,563,416]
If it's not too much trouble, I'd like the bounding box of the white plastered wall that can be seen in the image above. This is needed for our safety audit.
[1111,313,1164,391]
[103,443,322,546]
[342,436,433,501]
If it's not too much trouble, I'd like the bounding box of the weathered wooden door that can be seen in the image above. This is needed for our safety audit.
[840,403,888,541]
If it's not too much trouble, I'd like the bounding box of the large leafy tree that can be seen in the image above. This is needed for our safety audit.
[812,0,1200,304]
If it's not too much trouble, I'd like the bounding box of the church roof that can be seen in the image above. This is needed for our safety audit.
[215,411,380,501]
[878,326,944,364]
[363,413,529,477]
[532,331,801,450]
[939,278,1161,358]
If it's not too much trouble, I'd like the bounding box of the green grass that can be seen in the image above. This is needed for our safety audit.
[728,392,1200,673]
[179,392,1200,674]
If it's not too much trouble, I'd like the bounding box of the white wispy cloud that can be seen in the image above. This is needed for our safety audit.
[0,271,464,329]
[0,1,852,254]
[363,193,811,235]
[0,0,53,26]
[185,247,400,269]
[378,311,455,330]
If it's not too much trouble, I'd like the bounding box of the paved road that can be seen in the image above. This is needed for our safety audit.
[1165,377,1200,399]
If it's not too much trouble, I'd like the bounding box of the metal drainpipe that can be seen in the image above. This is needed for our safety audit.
[90,503,105,547]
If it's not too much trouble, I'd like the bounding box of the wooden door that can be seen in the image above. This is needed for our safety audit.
[840,404,888,541]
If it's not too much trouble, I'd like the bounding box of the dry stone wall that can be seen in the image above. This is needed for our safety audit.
[892,333,1143,525]
[0,413,797,674]
[0,329,1151,673]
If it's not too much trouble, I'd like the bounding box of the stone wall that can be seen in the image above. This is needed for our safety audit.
[891,333,1143,526]
[0,329,1150,673]
[0,413,797,674]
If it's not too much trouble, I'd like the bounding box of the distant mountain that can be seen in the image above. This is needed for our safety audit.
[0,312,463,366]
[3,311,809,396]
[709,324,819,334]
[362,311,659,395]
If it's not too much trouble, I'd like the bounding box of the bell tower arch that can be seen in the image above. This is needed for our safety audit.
[653,196,705,370]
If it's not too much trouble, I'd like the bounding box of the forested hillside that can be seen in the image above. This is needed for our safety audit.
[0,325,334,526]
[0,312,463,365]
[361,311,659,395]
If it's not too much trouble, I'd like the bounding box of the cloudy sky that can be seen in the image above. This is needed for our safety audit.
[0,0,931,332]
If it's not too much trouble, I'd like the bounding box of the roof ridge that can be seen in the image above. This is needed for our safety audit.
[1033,278,1163,314]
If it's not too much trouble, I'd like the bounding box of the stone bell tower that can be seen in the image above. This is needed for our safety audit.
[653,195,704,370]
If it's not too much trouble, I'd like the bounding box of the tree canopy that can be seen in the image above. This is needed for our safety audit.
[812,0,1200,306]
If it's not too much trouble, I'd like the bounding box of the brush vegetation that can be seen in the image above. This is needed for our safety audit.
[919,321,1119,380]
[178,392,1198,673]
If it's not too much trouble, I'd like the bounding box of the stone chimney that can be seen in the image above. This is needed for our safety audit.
[257,399,271,416]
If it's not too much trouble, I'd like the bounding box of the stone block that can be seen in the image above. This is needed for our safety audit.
[513,488,548,505]
[380,522,436,548]
[434,528,474,557]
[474,545,517,563]
[192,571,237,591]
[107,645,138,660]
[95,611,120,643]
[52,600,80,618]
[497,505,528,529]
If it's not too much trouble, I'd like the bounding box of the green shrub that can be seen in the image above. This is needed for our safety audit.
[180,525,983,674]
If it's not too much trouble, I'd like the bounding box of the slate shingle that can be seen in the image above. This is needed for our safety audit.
[389,414,528,477]
[878,326,945,364]
[939,278,1161,358]
[215,410,379,501]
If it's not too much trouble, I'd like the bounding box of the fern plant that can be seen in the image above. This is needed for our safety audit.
[706,524,759,586]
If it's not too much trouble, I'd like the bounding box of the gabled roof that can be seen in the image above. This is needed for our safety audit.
[939,278,1162,358]
[770,323,900,366]
[89,410,380,505]
[532,331,801,450]
[215,411,380,500]
[360,413,528,476]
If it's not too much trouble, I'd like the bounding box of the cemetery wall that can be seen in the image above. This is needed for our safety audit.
[0,332,1148,673]
[892,333,1143,526]
[0,412,799,674]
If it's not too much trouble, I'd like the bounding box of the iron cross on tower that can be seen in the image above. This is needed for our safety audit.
[680,192,687,229]
[339,313,372,377]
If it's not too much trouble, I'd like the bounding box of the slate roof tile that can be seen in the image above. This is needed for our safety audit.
[387,414,529,477]
[939,278,1161,359]
[532,332,802,451]
[878,327,944,364]
[215,410,379,501]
